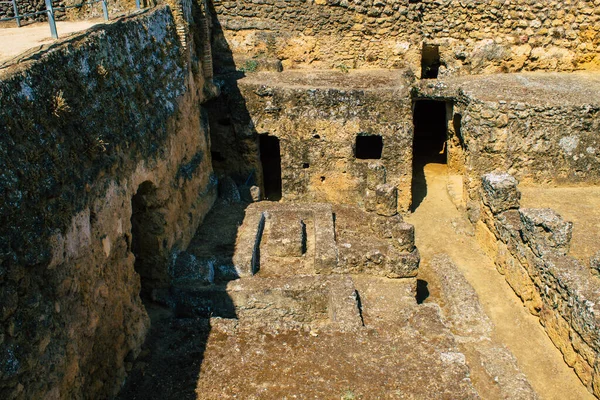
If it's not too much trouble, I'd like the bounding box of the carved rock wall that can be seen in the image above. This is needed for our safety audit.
[0,6,216,399]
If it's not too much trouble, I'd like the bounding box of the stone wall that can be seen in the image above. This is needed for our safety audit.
[211,0,600,75]
[208,70,415,212]
[412,74,600,192]
[475,172,600,397]
[459,100,600,187]
[0,4,216,399]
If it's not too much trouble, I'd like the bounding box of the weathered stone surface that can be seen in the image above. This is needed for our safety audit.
[212,0,600,74]
[210,70,414,213]
[590,251,600,276]
[370,214,403,238]
[365,189,377,212]
[481,172,521,214]
[264,212,305,258]
[171,251,214,285]
[367,161,386,190]
[476,177,600,395]
[375,183,398,216]
[430,254,537,400]
[0,7,217,399]
[520,208,573,256]
[235,203,418,279]
[171,275,362,331]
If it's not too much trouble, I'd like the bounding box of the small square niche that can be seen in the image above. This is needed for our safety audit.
[355,135,383,159]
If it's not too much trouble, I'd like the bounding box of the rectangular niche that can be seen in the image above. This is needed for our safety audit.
[355,134,383,160]
[421,44,441,79]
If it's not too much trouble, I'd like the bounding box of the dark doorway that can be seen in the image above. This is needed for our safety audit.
[131,181,164,300]
[411,100,448,211]
[259,135,282,200]
[355,134,383,159]
[421,44,441,79]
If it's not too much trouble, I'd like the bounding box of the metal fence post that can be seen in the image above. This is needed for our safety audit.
[44,0,58,39]
[101,0,108,21]
[12,0,20,27]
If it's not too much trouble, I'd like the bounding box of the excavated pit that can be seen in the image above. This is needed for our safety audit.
[4,4,600,398]
[118,69,600,400]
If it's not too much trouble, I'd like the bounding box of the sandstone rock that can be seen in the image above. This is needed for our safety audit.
[481,172,521,214]
[375,183,398,216]
[370,214,404,238]
[265,213,305,257]
[367,161,386,190]
[519,208,573,256]
[364,188,377,212]
[590,251,600,275]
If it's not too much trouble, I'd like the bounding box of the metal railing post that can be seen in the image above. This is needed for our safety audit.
[101,0,108,20]
[44,0,58,39]
[135,0,140,10]
[12,0,20,27]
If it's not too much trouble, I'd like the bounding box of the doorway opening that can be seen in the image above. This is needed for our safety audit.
[411,100,448,211]
[421,44,441,79]
[259,135,282,201]
[131,181,163,301]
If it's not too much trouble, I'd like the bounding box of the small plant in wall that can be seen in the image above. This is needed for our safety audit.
[341,389,357,400]
[336,63,350,73]
[87,136,109,155]
[239,59,259,73]
[97,64,109,77]
[52,90,71,117]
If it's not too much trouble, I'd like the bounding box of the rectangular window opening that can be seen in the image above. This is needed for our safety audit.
[421,44,441,79]
[355,135,383,160]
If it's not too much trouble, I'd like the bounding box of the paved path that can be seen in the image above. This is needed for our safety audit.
[0,20,100,64]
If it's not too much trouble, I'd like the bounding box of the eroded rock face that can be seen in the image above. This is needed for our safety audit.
[520,208,573,257]
[208,70,414,213]
[0,6,217,399]
[482,172,521,215]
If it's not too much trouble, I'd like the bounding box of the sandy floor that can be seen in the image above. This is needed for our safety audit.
[520,185,600,264]
[406,163,594,400]
[0,20,101,64]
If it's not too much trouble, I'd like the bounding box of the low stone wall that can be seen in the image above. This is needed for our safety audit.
[474,172,600,397]
[211,0,600,74]
[0,5,216,399]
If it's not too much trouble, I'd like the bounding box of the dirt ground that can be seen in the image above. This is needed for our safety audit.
[0,20,100,65]
[405,163,594,400]
[118,201,480,399]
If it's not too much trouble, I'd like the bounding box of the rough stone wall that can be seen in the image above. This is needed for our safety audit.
[460,100,600,186]
[473,173,600,396]
[211,0,600,74]
[413,79,600,191]
[209,72,414,212]
[0,5,216,399]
